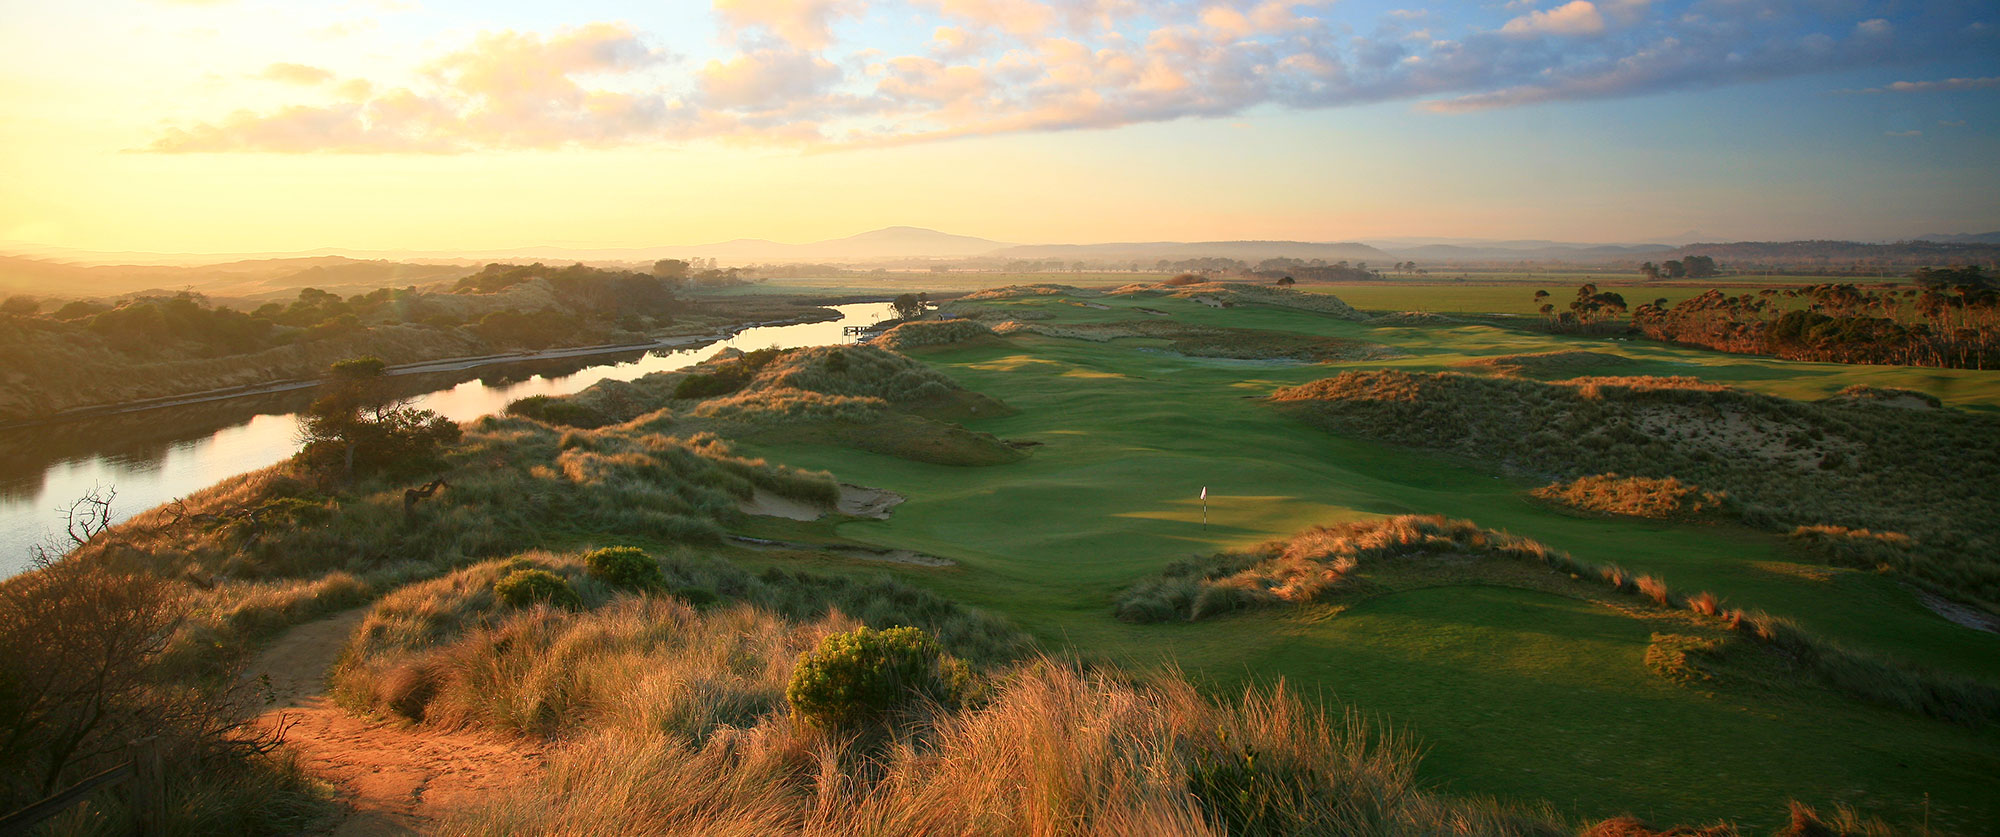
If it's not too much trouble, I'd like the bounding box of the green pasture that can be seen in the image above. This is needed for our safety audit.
[719,289,2000,831]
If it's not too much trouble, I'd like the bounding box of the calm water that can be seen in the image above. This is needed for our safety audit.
[0,302,896,577]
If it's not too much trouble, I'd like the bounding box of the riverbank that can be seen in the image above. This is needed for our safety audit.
[0,309,842,431]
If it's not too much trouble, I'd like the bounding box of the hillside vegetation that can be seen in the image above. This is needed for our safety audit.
[0,263,823,422]
[510,342,1023,466]
[1270,371,2000,613]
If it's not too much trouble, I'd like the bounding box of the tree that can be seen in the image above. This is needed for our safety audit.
[1661,260,1687,279]
[1682,255,1719,278]
[890,293,926,320]
[652,259,690,280]
[1639,262,1660,280]
[298,357,460,479]
[1276,276,1296,286]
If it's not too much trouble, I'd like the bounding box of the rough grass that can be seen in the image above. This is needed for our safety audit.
[1270,370,2000,614]
[75,417,838,586]
[1531,474,1730,521]
[398,588,1565,837]
[869,318,998,351]
[1116,515,2000,726]
[1455,350,1636,378]
[957,283,1096,301]
[332,548,1030,730]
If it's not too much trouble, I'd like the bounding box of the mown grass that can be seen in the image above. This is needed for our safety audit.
[1114,515,2000,725]
[734,288,2000,831]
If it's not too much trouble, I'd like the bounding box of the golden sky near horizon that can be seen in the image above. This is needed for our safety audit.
[1,0,1996,254]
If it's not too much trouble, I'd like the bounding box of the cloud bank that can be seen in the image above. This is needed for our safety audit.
[146,0,1999,153]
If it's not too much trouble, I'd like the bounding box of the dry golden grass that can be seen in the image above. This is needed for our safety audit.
[1531,474,1729,521]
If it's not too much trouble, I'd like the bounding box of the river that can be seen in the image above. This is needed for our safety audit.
[0,302,897,577]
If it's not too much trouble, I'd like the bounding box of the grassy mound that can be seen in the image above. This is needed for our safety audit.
[1270,371,2000,613]
[329,552,1565,835]
[332,549,1027,732]
[1532,474,1729,521]
[77,419,838,584]
[868,318,998,351]
[957,283,1094,301]
[1001,319,1392,362]
[1456,350,1636,378]
[1116,515,2000,725]
[498,343,1021,466]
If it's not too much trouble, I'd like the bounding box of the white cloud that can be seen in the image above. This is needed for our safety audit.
[713,0,858,48]
[1501,1,1605,36]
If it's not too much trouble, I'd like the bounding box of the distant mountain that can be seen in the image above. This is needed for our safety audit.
[682,227,1011,262]
[1912,231,2000,245]
[1378,242,1674,262]
[1657,240,2000,267]
[990,240,1389,264]
[0,255,469,302]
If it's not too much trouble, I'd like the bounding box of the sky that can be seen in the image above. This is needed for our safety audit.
[1,0,1996,254]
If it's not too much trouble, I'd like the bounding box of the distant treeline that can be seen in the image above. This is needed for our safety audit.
[1537,266,1998,369]
[0,263,692,360]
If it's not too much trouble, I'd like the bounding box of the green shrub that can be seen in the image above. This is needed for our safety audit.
[673,586,719,607]
[1187,747,1323,837]
[494,568,580,609]
[786,626,966,728]
[673,371,746,399]
[507,395,612,429]
[583,546,663,591]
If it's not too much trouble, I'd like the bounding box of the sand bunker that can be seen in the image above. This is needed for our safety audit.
[739,484,907,521]
[837,483,904,518]
[730,535,955,567]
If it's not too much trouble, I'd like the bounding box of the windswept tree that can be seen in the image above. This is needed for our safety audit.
[891,293,928,320]
[652,259,690,280]
[298,357,460,479]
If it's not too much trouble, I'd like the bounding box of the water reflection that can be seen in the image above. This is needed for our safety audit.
[0,302,894,576]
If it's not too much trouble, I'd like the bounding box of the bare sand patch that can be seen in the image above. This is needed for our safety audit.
[738,484,907,521]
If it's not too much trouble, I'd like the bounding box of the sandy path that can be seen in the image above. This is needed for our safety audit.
[246,610,545,836]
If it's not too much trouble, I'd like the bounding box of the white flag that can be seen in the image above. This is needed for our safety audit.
[1200,486,1207,500]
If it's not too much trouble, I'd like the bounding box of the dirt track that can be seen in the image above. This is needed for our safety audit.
[246,610,544,836]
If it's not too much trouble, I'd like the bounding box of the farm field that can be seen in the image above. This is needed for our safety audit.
[714,287,2000,831]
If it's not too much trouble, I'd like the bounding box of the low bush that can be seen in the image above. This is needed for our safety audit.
[494,568,579,609]
[785,625,968,728]
[582,546,663,591]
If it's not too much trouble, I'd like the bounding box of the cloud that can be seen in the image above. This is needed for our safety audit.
[1501,1,1604,36]
[698,48,842,109]
[256,62,335,85]
[714,0,858,48]
[1837,76,2000,94]
[145,2,2000,153]
[1886,130,1921,137]
[149,23,678,152]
